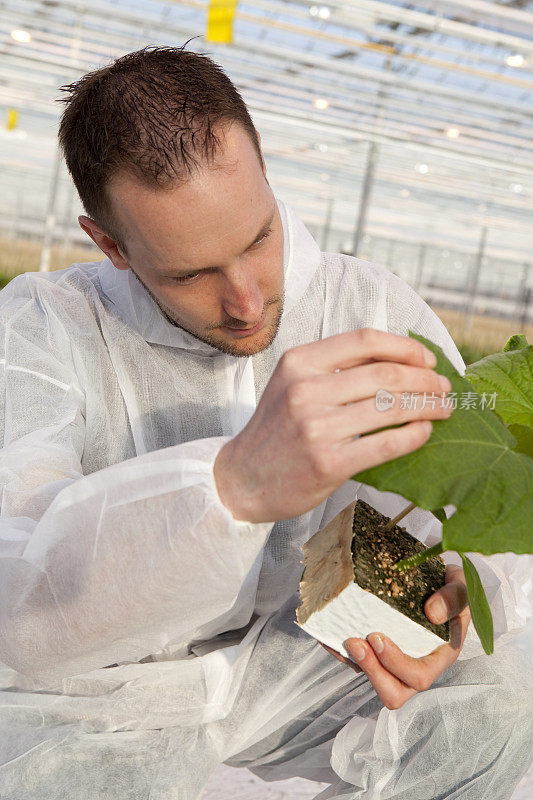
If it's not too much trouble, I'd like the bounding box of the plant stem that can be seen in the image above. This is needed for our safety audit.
[393,542,445,571]
[382,501,416,532]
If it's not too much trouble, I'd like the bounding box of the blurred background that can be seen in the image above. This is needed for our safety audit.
[1,0,532,362]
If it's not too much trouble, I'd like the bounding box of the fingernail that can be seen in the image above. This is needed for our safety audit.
[427,597,447,623]
[368,634,384,653]
[345,639,365,660]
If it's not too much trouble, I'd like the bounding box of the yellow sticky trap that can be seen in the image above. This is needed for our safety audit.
[6,108,18,131]
[206,0,238,44]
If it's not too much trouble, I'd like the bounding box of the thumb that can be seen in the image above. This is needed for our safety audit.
[425,567,469,624]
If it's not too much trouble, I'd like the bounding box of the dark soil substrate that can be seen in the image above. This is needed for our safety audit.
[351,499,450,643]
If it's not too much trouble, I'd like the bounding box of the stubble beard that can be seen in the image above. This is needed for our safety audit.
[132,269,284,357]
[201,297,285,357]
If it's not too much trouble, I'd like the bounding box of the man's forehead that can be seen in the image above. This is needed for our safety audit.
[166,203,277,277]
[108,168,275,271]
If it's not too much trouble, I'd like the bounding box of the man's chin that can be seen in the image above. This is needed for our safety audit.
[159,298,284,357]
[203,320,280,357]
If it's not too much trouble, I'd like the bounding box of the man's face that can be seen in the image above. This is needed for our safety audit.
[102,123,284,357]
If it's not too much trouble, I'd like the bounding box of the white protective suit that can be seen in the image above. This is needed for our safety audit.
[0,197,532,800]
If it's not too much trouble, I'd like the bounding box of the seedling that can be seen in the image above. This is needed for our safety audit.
[350,332,533,655]
[297,498,450,660]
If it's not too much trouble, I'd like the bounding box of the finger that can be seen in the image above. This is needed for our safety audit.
[366,590,473,690]
[364,632,455,692]
[309,363,451,407]
[292,328,437,374]
[337,419,434,474]
[448,605,472,652]
[317,394,453,442]
[321,642,363,672]
[345,638,418,709]
[425,566,472,654]
[425,579,469,624]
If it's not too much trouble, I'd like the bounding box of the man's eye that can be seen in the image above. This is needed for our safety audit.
[173,272,201,284]
[169,228,273,284]
[254,227,273,246]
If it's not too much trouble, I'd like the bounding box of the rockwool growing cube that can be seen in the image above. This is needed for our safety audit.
[296,499,450,660]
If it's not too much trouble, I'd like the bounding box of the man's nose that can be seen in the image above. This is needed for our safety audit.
[221,270,264,323]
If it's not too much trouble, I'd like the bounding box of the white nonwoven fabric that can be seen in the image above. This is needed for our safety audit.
[0,196,531,799]
[225,598,533,800]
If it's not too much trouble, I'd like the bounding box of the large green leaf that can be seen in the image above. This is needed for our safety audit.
[460,554,494,655]
[352,332,533,556]
[465,338,533,430]
[508,423,533,458]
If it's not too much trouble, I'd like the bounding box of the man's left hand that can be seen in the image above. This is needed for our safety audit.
[321,564,470,710]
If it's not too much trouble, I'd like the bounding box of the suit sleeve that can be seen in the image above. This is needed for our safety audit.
[0,279,274,685]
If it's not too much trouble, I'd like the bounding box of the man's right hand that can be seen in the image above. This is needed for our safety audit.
[213,328,452,523]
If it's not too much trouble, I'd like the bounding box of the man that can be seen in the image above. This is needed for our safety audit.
[0,45,531,800]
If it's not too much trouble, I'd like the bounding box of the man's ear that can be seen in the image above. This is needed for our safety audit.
[78,215,130,270]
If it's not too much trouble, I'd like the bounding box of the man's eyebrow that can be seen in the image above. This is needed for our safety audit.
[165,204,277,278]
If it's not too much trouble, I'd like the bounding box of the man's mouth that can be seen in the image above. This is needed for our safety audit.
[222,317,265,336]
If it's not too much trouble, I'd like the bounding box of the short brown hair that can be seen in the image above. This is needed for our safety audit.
[58,43,262,253]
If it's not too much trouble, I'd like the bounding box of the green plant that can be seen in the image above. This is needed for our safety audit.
[352,332,533,655]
